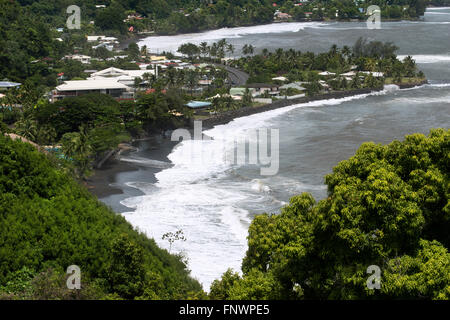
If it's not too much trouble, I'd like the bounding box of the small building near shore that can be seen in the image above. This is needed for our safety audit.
[185,101,212,111]
[53,79,133,101]
[318,71,336,76]
[246,83,280,96]
[64,54,92,64]
[88,67,154,87]
[87,35,118,43]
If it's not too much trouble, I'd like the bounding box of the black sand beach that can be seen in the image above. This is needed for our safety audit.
[87,135,178,213]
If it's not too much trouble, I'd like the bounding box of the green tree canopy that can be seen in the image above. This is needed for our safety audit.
[0,134,203,299]
[212,129,449,300]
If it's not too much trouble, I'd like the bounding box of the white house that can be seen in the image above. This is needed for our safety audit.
[361,71,384,77]
[318,71,336,76]
[92,42,114,51]
[87,35,118,43]
[53,79,133,101]
[246,83,280,96]
[89,67,155,87]
[64,54,92,64]
[90,67,154,78]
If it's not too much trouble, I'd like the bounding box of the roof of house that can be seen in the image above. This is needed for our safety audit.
[65,54,91,60]
[318,71,336,76]
[90,67,154,78]
[272,76,288,82]
[280,83,306,90]
[230,88,247,95]
[361,71,384,77]
[87,35,118,42]
[56,79,130,91]
[0,81,21,88]
[186,101,212,109]
[246,83,280,88]
[341,71,357,76]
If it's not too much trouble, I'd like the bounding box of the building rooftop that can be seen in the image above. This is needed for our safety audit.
[90,67,154,79]
[56,79,130,91]
[186,101,212,109]
[246,83,280,88]
[0,81,21,88]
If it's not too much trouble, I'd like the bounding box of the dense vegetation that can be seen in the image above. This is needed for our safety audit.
[14,0,430,35]
[2,89,190,178]
[210,129,449,300]
[0,0,432,90]
[1,0,446,301]
[228,38,423,94]
[0,134,204,299]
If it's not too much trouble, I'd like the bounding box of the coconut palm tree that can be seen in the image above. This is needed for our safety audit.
[134,77,143,91]
[61,126,93,178]
[342,45,352,62]
[242,44,254,56]
[210,43,218,59]
[142,72,156,89]
[226,44,235,58]
[247,44,255,56]
[140,45,148,57]
[200,42,209,58]
[166,67,178,88]
[185,70,199,96]
[15,116,38,142]
[329,44,339,56]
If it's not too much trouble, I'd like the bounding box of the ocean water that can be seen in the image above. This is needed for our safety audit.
[116,8,450,290]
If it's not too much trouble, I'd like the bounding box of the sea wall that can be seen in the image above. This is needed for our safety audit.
[195,87,381,129]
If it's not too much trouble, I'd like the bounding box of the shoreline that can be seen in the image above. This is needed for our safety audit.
[86,135,177,213]
[87,79,427,210]
[197,80,428,130]
[121,15,433,49]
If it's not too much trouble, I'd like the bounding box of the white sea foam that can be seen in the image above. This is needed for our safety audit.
[138,22,326,53]
[392,94,450,104]
[120,89,393,291]
[397,55,450,64]
[425,11,450,15]
[427,83,450,88]
[120,156,172,168]
[426,7,450,11]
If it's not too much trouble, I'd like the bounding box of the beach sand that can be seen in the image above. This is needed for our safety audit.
[87,135,177,213]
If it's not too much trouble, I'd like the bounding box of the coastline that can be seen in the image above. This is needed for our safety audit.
[120,14,432,49]
[88,79,428,212]
[86,135,177,213]
[197,80,428,130]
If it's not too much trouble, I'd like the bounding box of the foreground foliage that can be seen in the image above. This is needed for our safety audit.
[211,129,449,300]
[0,135,203,299]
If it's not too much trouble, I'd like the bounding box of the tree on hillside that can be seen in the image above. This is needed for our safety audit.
[60,126,93,178]
[0,134,203,299]
[211,129,450,300]
[108,234,147,299]
[178,43,200,59]
[127,42,141,61]
[95,2,127,33]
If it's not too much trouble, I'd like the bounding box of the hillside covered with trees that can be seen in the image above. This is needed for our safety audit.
[210,129,449,300]
[15,0,430,35]
[0,134,204,299]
